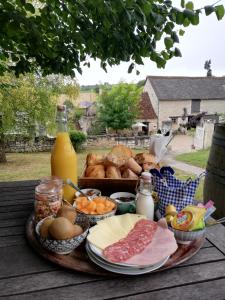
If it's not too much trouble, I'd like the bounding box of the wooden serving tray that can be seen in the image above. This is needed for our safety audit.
[26,214,205,276]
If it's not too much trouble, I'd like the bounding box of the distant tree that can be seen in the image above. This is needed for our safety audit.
[0,72,79,163]
[1,1,224,76]
[137,79,145,87]
[98,83,141,133]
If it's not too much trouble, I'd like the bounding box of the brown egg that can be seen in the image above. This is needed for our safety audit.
[73,224,83,236]
[57,206,77,224]
[40,216,54,238]
[49,217,78,240]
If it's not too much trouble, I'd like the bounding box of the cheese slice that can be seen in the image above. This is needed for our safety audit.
[87,213,146,250]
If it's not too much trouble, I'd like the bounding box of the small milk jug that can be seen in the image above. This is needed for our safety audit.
[136,172,154,220]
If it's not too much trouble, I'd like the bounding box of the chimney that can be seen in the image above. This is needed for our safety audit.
[204,59,212,77]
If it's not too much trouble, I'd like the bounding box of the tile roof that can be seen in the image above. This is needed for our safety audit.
[146,76,225,100]
[138,92,157,120]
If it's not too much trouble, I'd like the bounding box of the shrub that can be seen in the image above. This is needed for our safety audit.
[69,130,86,152]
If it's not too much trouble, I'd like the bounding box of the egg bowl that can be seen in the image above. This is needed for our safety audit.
[74,197,117,226]
[36,214,90,254]
[170,227,206,244]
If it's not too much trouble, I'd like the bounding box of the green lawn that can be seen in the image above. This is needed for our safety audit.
[175,149,210,169]
[0,150,204,200]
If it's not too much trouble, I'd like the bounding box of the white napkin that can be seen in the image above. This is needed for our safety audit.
[149,134,173,163]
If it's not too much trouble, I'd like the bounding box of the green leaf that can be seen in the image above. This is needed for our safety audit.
[183,17,190,27]
[190,14,199,25]
[174,47,182,57]
[215,5,225,20]
[161,50,170,60]
[164,37,174,49]
[176,12,184,25]
[181,0,185,8]
[128,63,134,73]
[183,9,195,19]
[185,2,194,11]
[164,22,174,34]
[204,5,215,16]
[171,31,179,43]
[25,3,35,14]
[155,30,162,41]
[156,56,166,68]
[179,29,185,36]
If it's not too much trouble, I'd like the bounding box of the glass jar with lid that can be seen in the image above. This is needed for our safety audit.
[34,177,63,223]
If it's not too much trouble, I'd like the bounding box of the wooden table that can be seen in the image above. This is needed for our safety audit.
[1,180,225,300]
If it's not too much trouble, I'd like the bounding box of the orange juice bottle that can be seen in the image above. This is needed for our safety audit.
[51,105,77,203]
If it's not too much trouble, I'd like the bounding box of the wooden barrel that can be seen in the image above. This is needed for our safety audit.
[204,123,225,219]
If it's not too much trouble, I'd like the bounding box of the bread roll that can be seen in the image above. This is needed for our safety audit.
[125,157,142,174]
[110,144,133,159]
[122,168,138,179]
[135,153,156,165]
[86,153,105,166]
[105,153,126,168]
[85,165,105,178]
[106,166,121,179]
[143,162,160,171]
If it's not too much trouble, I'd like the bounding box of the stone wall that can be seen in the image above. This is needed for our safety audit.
[87,135,151,149]
[6,134,152,153]
[5,136,55,153]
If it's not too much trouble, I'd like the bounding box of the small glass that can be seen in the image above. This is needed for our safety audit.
[34,177,63,223]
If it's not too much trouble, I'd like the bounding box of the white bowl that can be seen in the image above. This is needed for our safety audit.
[170,227,206,244]
[75,188,101,200]
[36,214,90,254]
[110,192,136,214]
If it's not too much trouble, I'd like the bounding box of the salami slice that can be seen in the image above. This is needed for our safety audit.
[103,219,158,262]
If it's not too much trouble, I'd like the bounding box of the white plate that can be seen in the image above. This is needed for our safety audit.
[87,241,169,269]
[86,243,169,275]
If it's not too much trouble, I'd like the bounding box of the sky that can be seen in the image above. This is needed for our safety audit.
[76,0,225,86]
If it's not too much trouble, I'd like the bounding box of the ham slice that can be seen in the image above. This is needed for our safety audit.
[125,218,177,266]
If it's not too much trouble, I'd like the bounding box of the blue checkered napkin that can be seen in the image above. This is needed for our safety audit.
[151,167,205,216]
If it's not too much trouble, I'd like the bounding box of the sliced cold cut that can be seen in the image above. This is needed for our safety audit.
[125,219,178,266]
[103,219,158,262]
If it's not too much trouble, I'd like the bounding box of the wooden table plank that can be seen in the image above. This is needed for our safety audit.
[206,224,225,255]
[0,244,58,278]
[0,203,33,213]
[0,217,27,228]
[3,260,225,300]
[0,225,24,236]
[0,235,27,247]
[0,243,223,294]
[119,277,225,300]
[0,180,38,188]
[0,270,104,297]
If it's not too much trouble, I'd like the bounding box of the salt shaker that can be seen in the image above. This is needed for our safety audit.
[136,172,154,220]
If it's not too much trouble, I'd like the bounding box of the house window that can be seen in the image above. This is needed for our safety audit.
[191,99,201,113]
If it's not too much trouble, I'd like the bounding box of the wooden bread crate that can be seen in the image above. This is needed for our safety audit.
[78,165,138,196]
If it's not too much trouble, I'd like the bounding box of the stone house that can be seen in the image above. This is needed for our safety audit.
[136,92,158,134]
[143,76,225,130]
